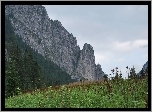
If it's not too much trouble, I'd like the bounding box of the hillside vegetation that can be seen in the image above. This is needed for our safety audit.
[5,15,76,98]
[5,67,148,108]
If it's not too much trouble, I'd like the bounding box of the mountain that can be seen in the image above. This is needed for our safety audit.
[5,5,106,81]
[137,61,148,77]
[143,61,148,71]
[5,13,76,93]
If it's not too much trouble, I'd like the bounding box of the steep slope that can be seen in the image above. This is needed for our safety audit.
[137,61,148,77]
[76,43,96,80]
[5,15,76,87]
[5,5,106,81]
[143,61,148,71]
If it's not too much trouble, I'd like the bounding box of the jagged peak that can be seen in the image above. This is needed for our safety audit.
[143,61,148,71]
[82,43,94,51]
[5,5,106,81]
[50,19,65,30]
[53,20,61,24]
[96,64,101,68]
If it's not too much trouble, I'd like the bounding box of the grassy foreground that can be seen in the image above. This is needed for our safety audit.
[5,76,148,108]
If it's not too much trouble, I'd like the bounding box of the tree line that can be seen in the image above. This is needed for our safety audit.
[5,15,75,98]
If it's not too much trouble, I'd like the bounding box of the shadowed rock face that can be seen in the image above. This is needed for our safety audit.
[5,5,106,81]
[95,64,104,80]
[143,61,148,71]
[137,61,148,77]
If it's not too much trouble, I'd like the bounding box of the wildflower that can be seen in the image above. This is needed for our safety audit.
[100,86,103,89]
[111,69,114,72]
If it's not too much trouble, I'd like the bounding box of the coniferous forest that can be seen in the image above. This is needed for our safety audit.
[4,4,149,109]
[5,15,76,98]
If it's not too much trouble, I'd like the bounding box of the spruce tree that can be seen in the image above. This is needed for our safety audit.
[5,59,20,98]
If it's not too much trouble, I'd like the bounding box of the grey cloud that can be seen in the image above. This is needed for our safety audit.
[43,5,148,77]
[140,44,148,48]
[44,5,148,44]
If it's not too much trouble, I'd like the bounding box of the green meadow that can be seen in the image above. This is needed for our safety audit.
[5,73,148,108]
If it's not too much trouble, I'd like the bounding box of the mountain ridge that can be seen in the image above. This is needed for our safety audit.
[137,61,148,77]
[5,5,106,81]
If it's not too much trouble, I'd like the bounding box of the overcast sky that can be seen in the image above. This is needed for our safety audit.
[43,5,148,79]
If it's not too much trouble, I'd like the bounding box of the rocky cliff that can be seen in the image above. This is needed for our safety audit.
[5,5,106,81]
[137,61,148,77]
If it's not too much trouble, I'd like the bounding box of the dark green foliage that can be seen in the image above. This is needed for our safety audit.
[5,15,14,42]
[32,51,76,86]
[5,26,22,98]
[128,66,137,79]
[5,60,20,98]
[5,15,76,98]
[103,74,108,79]
[5,74,148,108]
[20,48,46,91]
[110,68,124,81]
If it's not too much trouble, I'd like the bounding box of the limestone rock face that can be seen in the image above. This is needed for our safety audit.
[95,64,104,80]
[5,5,106,81]
[76,43,96,80]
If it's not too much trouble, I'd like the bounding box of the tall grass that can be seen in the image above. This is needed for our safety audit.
[5,66,148,108]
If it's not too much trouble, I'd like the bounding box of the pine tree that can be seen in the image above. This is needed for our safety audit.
[5,35,21,98]
[5,59,20,98]
[129,66,137,79]
[22,48,46,90]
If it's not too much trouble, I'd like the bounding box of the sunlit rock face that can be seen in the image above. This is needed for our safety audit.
[76,43,96,80]
[5,5,106,81]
